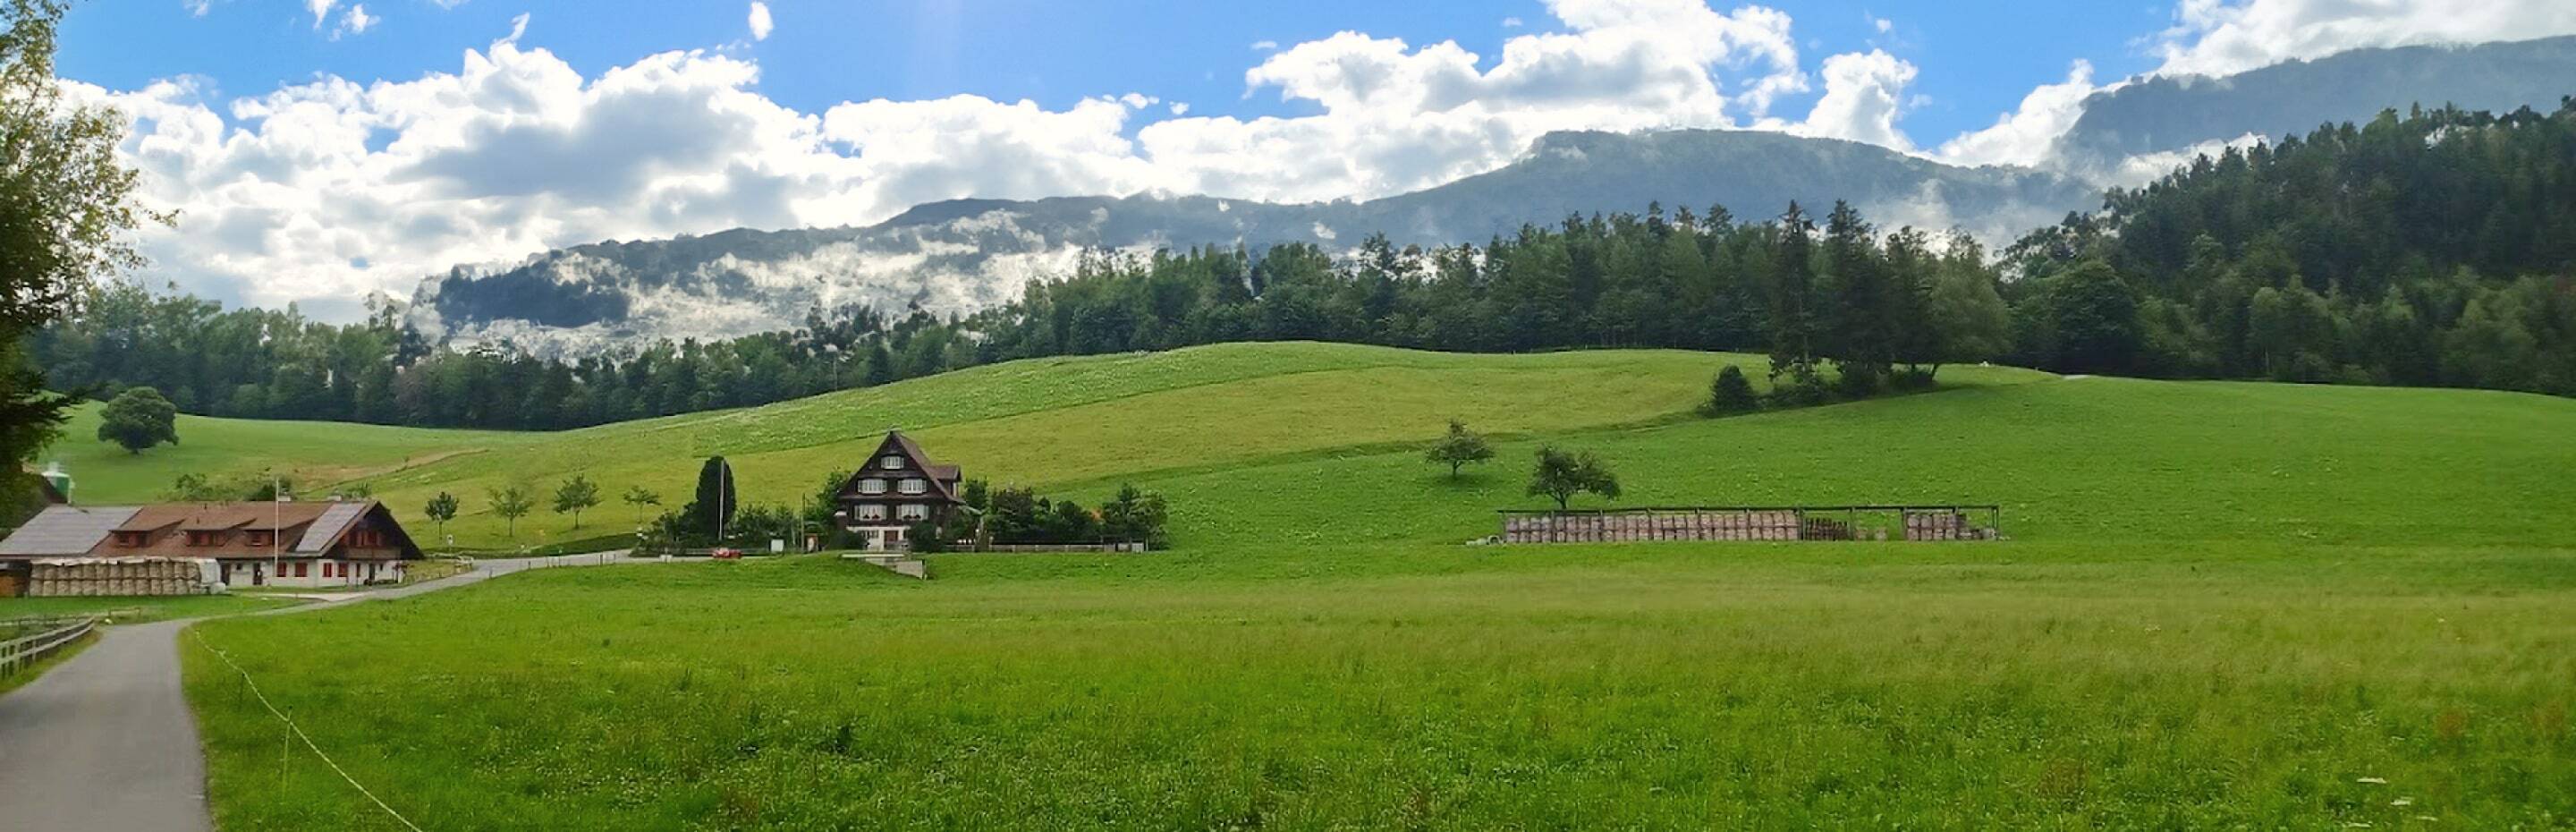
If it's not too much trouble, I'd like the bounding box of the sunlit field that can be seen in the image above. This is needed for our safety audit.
[177,344,2576,828]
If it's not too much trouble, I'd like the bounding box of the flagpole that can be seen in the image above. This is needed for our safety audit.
[271,473,282,585]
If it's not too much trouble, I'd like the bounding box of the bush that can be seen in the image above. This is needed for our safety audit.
[1766,366,1833,408]
[907,521,949,554]
[1700,365,1760,415]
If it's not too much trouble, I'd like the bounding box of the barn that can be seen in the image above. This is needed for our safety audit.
[0,499,424,592]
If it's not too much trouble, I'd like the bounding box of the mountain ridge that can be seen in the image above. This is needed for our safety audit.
[409,128,2097,355]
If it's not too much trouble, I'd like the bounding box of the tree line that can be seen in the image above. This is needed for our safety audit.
[36,194,2016,429]
[2002,98,2576,394]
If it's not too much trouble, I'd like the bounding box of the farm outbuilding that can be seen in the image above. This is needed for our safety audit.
[0,499,424,593]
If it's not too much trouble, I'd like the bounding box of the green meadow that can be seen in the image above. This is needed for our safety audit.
[56,343,1866,548]
[158,344,2576,828]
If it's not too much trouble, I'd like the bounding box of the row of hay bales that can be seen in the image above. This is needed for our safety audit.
[1500,508,1998,544]
[22,557,220,597]
[1502,510,1805,543]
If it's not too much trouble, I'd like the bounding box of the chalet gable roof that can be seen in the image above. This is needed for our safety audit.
[841,431,963,504]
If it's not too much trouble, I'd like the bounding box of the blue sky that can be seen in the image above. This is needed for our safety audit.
[45,0,2576,318]
[59,1,2174,148]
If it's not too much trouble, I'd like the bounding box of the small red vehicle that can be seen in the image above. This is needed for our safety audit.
[709,548,743,560]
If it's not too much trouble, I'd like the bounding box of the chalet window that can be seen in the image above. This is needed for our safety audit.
[879,455,903,470]
[897,504,928,522]
[293,562,309,578]
[351,530,385,548]
[859,479,887,495]
[856,504,887,522]
[247,531,274,548]
[898,479,927,495]
[113,531,146,548]
[185,531,219,547]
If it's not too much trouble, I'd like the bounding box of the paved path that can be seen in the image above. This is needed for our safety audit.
[0,552,628,831]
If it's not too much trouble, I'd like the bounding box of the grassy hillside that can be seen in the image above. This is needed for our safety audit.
[55,344,1909,548]
[161,343,2576,828]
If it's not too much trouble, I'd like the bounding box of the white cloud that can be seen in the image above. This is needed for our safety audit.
[304,0,334,29]
[1250,39,1278,51]
[2150,0,2576,77]
[330,4,376,40]
[94,0,1857,317]
[1934,59,2096,167]
[747,1,773,41]
[1503,16,1524,28]
[1870,15,1892,34]
[1138,0,1809,202]
[184,0,213,17]
[1782,49,1916,150]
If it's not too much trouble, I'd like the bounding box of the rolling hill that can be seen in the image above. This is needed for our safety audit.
[45,343,2576,552]
[138,343,2576,829]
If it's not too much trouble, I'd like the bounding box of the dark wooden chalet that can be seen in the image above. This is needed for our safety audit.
[832,431,964,551]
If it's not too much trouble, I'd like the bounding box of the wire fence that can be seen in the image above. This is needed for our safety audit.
[189,628,427,832]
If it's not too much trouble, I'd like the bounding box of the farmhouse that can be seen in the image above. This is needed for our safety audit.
[833,431,964,552]
[0,499,423,590]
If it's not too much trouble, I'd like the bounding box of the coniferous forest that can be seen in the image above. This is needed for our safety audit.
[27,99,2576,431]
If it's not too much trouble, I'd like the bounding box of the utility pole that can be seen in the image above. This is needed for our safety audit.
[270,473,282,585]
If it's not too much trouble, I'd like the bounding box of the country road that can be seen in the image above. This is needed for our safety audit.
[0,553,628,832]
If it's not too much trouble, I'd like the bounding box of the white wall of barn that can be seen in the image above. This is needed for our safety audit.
[216,558,404,589]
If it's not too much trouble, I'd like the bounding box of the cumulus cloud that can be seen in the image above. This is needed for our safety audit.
[96,0,1847,318]
[1134,0,1808,202]
[1934,60,2096,167]
[1503,16,1524,28]
[1784,48,1915,149]
[115,0,2570,320]
[2151,0,2576,77]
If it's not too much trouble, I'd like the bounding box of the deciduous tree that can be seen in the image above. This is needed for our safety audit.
[551,474,599,530]
[1423,419,1495,480]
[95,386,177,454]
[424,491,459,541]
[1527,446,1621,512]
[486,482,535,540]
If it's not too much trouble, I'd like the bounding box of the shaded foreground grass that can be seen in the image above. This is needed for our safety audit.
[186,546,2575,829]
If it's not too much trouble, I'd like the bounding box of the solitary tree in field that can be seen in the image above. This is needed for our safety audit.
[1701,365,1759,415]
[487,482,536,540]
[552,474,599,530]
[423,491,459,540]
[1423,419,1495,480]
[686,456,737,539]
[622,486,661,526]
[96,386,178,454]
[1527,446,1621,512]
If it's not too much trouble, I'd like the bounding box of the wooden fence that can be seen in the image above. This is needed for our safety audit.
[1496,505,2000,545]
[0,616,99,680]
